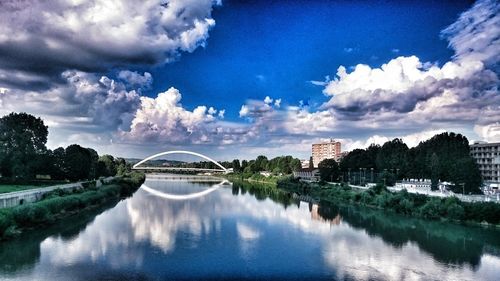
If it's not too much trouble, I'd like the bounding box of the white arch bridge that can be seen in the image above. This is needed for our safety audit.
[132,150,229,174]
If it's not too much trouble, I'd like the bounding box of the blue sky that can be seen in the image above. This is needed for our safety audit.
[0,0,498,160]
[149,0,470,120]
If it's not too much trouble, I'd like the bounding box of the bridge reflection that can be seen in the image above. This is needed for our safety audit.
[140,174,230,201]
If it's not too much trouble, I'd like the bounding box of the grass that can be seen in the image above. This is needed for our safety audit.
[0,184,51,194]
[0,172,145,240]
[277,177,500,226]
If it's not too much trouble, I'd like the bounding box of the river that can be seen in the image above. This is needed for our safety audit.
[1,175,499,281]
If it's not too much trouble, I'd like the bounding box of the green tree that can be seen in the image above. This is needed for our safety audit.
[318,158,340,182]
[309,156,314,169]
[430,152,440,190]
[255,155,268,172]
[87,148,99,179]
[232,159,241,173]
[0,112,48,179]
[97,155,117,177]
[65,144,92,181]
[51,147,67,180]
[241,160,248,171]
[115,157,130,176]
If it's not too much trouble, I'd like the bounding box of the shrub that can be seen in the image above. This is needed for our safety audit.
[418,198,444,220]
[13,204,50,226]
[398,199,414,215]
[0,209,14,237]
[446,203,465,221]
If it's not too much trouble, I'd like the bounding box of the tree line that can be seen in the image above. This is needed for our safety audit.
[0,112,129,182]
[230,155,301,175]
[336,132,481,193]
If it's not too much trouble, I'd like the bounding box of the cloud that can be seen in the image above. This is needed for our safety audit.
[441,0,500,65]
[474,123,500,143]
[342,129,447,151]
[0,0,219,90]
[117,71,153,90]
[264,96,273,104]
[316,0,499,143]
[239,96,281,119]
[310,75,331,86]
[0,70,141,133]
[122,87,223,144]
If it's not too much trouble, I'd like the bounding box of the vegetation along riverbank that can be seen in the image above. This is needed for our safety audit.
[0,172,145,241]
[277,177,500,226]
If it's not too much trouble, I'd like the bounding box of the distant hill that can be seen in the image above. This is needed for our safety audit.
[125,158,186,167]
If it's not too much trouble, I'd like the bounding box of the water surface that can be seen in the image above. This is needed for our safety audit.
[1,175,499,281]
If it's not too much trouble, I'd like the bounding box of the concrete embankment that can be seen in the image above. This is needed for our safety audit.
[0,177,115,208]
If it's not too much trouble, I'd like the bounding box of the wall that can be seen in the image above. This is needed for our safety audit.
[0,177,115,209]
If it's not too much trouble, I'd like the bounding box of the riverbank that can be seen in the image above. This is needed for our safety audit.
[224,173,280,185]
[277,177,500,227]
[0,172,145,241]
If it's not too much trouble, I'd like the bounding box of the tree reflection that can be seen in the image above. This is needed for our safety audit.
[316,202,500,269]
[0,200,120,274]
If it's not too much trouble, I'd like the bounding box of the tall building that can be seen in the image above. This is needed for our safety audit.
[312,139,341,167]
[470,141,500,183]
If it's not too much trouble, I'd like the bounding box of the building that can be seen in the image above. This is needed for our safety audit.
[395,179,432,192]
[470,141,500,184]
[312,139,341,167]
[293,168,320,182]
[300,159,311,169]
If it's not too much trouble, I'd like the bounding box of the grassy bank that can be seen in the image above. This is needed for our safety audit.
[0,185,49,194]
[277,177,500,226]
[0,172,145,241]
[225,173,281,185]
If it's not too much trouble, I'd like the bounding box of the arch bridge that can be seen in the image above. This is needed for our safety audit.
[132,150,229,174]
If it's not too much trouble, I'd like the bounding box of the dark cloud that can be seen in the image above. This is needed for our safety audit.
[0,0,218,90]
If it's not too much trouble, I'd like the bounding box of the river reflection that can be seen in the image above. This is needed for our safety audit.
[1,176,500,281]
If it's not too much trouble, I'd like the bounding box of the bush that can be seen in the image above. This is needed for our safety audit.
[0,209,14,237]
[13,204,50,226]
[418,198,444,220]
[370,183,388,194]
[446,203,465,221]
[0,172,145,240]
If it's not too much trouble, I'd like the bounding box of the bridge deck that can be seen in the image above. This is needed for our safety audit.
[132,167,226,172]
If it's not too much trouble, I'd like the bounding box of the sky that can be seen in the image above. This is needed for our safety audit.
[0,0,498,160]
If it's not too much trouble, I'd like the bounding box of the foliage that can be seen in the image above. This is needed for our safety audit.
[231,155,301,176]
[278,180,500,225]
[318,158,340,182]
[0,112,48,179]
[0,172,145,241]
[339,132,482,193]
[0,113,133,183]
[64,144,92,181]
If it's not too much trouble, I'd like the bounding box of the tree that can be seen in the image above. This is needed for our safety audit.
[0,112,48,179]
[232,159,241,173]
[375,138,409,177]
[87,148,99,179]
[309,156,314,169]
[241,160,248,171]
[51,147,67,180]
[290,158,301,172]
[255,155,268,172]
[115,157,130,176]
[97,155,117,177]
[450,158,482,194]
[318,159,340,182]
[65,144,92,181]
[430,153,440,190]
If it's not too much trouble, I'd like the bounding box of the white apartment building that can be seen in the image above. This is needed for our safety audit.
[470,141,500,184]
[312,139,341,167]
